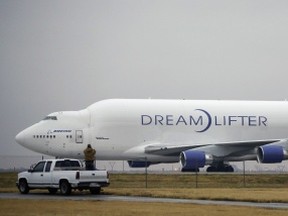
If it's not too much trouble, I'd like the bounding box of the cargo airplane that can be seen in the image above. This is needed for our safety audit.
[15,99,288,172]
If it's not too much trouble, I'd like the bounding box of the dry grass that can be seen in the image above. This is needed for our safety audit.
[1,172,288,215]
[105,188,288,203]
[108,173,288,189]
[0,199,287,216]
[0,172,17,192]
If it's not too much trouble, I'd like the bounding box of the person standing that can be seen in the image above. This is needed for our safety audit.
[83,144,96,170]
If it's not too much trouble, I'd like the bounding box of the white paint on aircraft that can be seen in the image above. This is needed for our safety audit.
[15,99,288,172]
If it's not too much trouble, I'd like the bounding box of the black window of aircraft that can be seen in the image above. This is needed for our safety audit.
[43,116,57,120]
[33,135,56,139]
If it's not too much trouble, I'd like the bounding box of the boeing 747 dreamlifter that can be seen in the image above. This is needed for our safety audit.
[15,99,288,172]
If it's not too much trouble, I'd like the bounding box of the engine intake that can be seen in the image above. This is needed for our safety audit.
[257,145,287,163]
[180,150,213,171]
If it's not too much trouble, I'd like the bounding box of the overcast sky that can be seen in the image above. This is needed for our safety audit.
[1,0,288,157]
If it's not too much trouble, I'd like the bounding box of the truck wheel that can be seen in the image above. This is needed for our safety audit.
[60,180,71,195]
[18,179,29,194]
[48,188,58,194]
[90,187,101,194]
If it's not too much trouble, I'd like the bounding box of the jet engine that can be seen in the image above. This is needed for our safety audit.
[257,145,288,163]
[180,150,213,171]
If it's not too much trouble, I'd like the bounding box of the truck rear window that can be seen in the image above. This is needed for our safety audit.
[54,160,81,170]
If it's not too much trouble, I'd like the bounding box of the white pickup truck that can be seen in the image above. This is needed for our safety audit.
[16,158,109,195]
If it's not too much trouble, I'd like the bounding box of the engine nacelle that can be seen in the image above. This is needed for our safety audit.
[127,160,152,168]
[180,150,213,171]
[257,145,287,163]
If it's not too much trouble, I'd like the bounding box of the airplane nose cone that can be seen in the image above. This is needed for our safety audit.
[15,124,46,154]
[15,130,26,146]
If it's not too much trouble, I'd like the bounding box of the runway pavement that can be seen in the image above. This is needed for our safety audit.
[1,193,288,209]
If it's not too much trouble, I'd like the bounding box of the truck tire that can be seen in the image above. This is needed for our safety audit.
[60,180,71,195]
[90,187,101,194]
[48,188,58,194]
[18,179,29,194]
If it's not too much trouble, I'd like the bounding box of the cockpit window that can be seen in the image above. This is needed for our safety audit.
[43,116,57,120]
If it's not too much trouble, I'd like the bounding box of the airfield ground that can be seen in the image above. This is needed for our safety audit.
[0,172,288,215]
[1,199,288,216]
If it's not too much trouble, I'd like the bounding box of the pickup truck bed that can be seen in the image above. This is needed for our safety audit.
[16,159,109,195]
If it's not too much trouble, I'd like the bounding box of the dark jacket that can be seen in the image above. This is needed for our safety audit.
[84,147,96,161]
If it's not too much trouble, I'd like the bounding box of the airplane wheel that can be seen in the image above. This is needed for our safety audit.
[18,179,29,194]
[60,180,71,195]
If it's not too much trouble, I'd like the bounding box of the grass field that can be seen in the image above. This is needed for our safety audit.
[1,172,288,215]
[104,173,288,203]
[108,172,288,189]
[0,199,287,216]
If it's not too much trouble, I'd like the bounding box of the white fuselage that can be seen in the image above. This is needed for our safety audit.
[16,99,288,163]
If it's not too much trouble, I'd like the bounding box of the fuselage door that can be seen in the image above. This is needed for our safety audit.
[75,130,83,143]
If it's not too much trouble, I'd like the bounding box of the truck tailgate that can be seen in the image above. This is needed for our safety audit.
[78,170,108,182]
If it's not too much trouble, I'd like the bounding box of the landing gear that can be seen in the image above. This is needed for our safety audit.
[206,163,234,172]
[181,168,200,172]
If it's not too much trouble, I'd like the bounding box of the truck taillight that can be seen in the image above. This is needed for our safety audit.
[76,171,80,179]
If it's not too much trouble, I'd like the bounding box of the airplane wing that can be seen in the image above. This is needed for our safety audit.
[126,138,288,171]
[144,139,281,158]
